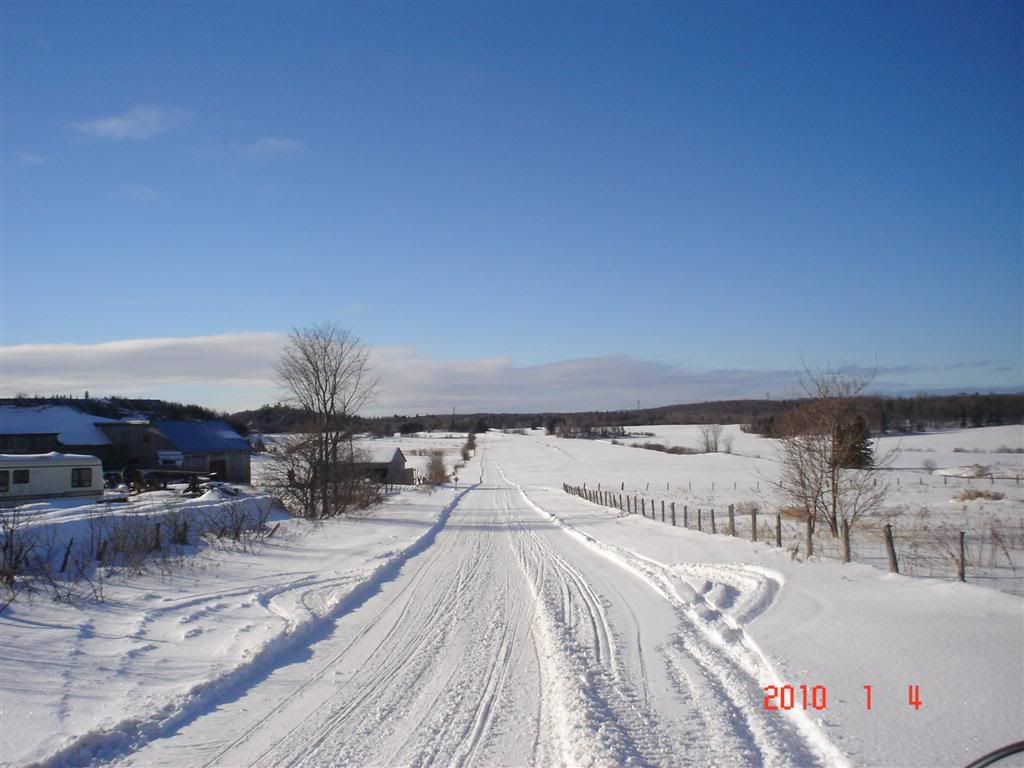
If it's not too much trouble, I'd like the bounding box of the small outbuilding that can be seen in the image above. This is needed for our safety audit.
[0,453,105,504]
[357,446,414,485]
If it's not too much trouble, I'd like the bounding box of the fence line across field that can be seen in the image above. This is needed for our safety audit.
[561,482,1024,597]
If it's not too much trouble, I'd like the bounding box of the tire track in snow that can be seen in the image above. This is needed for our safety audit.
[207,477,487,768]
[501,476,680,767]
[496,463,852,768]
[43,484,475,768]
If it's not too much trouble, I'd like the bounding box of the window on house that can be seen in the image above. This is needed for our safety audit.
[71,467,93,488]
[13,470,29,484]
[0,471,8,492]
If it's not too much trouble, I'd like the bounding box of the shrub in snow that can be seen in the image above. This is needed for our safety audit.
[955,488,1004,502]
[426,450,448,485]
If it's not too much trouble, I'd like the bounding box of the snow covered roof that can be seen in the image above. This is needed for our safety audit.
[152,420,249,454]
[357,445,404,465]
[0,452,103,467]
[0,406,118,446]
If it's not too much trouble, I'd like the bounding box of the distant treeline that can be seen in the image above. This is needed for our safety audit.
[228,392,1024,438]
[744,392,1024,437]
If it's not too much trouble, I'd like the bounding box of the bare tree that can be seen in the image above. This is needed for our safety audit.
[774,366,890,537]
[698,423,723,453]
[273,324,377,518]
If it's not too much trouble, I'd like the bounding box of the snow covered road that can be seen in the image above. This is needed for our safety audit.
[106,454,841,768]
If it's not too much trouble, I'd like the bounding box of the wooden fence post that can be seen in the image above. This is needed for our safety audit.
[642,498,646,517]
[671,502,676,526]
[805,515,813,558]
[96,539,108,563]
[698,509,703,532]
[661,500,665,522]
[751,508,758,542]
[710,509,717,534]
[728,504,735,536]
[958,531,966,582]
[683,505,688,528]
[775,514,782,547]
[884,524,899,573]
[841,518,850,563]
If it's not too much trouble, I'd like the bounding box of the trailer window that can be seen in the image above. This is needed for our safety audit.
[13,470,29,484]
[0,471,7,492]
[71,467,93,488]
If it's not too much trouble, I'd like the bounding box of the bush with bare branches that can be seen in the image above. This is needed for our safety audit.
[698,424,723,453]
[773,366,892,537]
[426,450,448,485]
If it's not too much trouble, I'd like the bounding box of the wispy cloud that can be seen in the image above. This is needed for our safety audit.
[13,151,46,165]
[1,333,1017,414]
[115,182,159,201]
[239,136,306,160]
[71,105,185,141]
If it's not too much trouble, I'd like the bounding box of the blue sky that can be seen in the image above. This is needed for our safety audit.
[1,1,1021,412]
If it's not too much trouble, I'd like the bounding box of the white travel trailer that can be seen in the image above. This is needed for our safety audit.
[0,453,105,504]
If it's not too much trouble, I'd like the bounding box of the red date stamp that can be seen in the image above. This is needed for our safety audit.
[763,684,922,711]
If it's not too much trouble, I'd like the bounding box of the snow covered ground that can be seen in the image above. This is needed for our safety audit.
[1,428,1021,767]
[569,424,1024,594]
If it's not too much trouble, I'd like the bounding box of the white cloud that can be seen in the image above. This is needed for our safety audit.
[0,333,284,409]
[239,136,305,160]
[71,106,184,141]
[0,332,802,414]
[3,333,990,415]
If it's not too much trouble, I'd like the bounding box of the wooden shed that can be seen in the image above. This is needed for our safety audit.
[357,446,415,485]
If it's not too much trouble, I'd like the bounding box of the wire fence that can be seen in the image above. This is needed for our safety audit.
[562,482,1024,597]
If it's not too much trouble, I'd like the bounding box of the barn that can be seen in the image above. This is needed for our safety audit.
[357,446,415,485]
[151,421,251,484]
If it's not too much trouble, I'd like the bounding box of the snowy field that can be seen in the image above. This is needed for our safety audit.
[1,429,1021,767]
[551,424,1024,595]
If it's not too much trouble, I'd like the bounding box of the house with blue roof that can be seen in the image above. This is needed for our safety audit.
[152,420,251,483]
[0,406,252,484]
